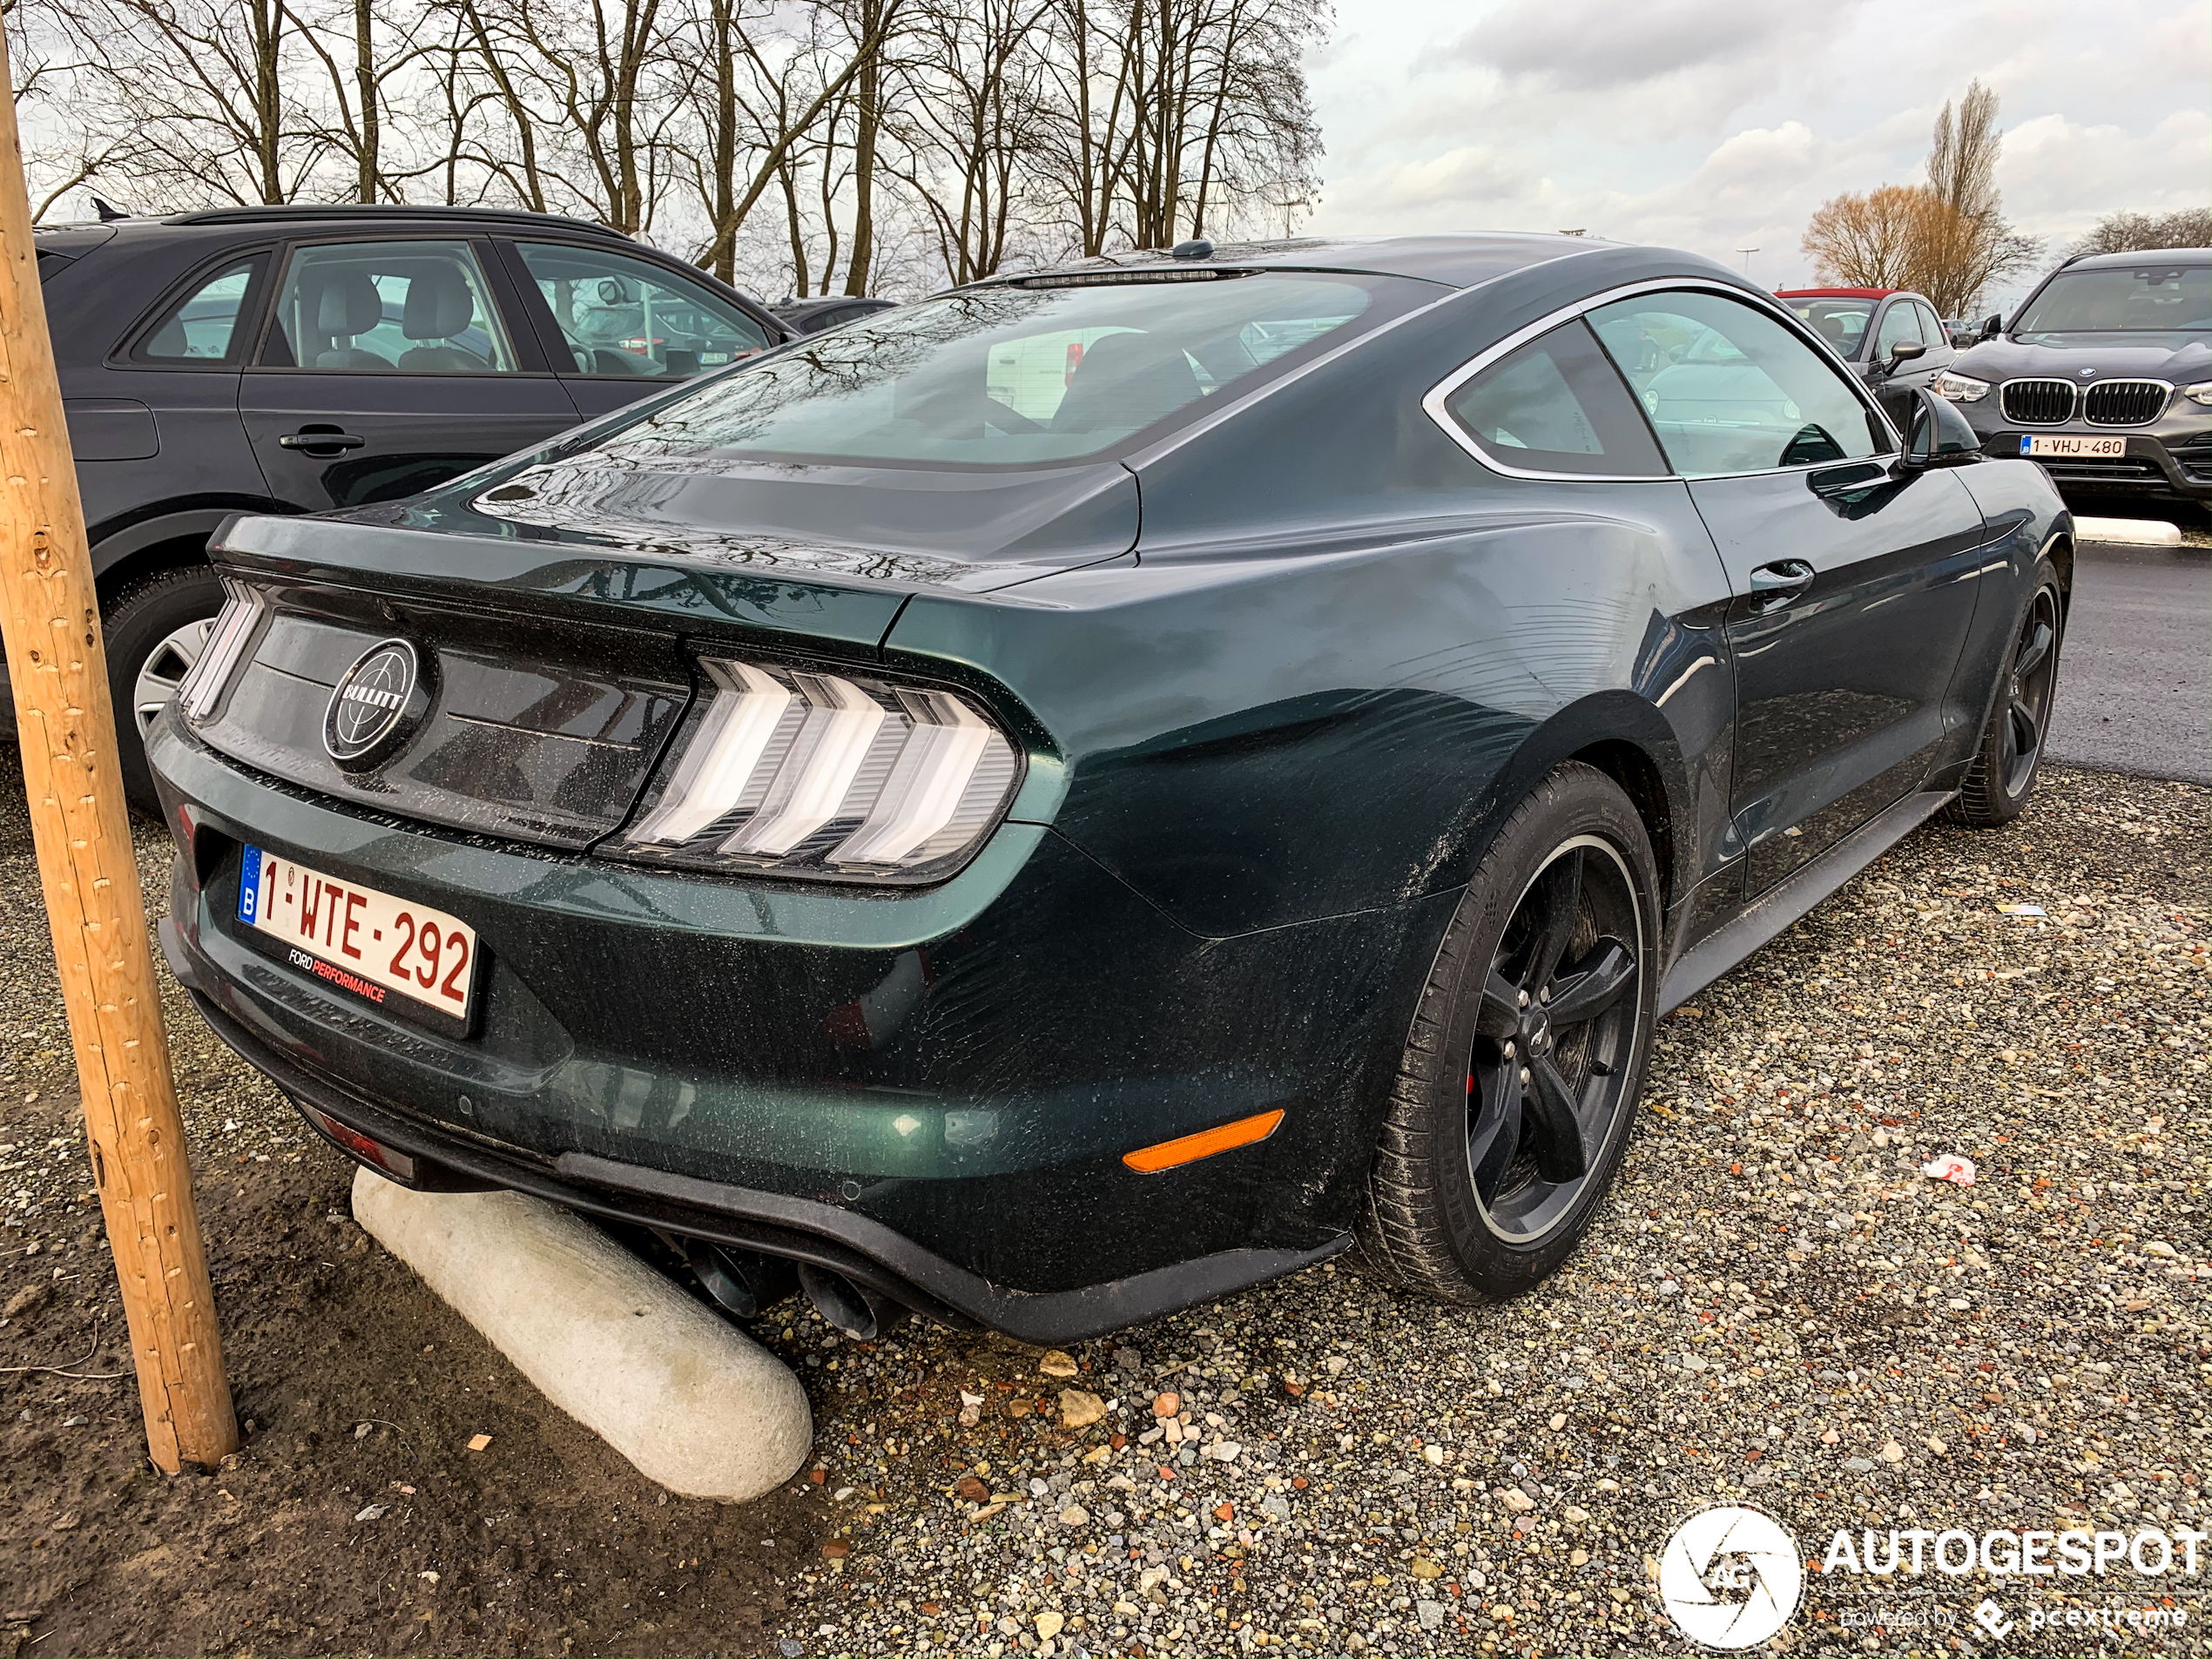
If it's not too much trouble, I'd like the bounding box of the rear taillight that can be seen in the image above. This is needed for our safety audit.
[175,579,267,724]
[616,657,1021,883]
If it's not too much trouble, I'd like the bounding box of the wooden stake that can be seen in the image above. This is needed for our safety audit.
[0,38,236,1470]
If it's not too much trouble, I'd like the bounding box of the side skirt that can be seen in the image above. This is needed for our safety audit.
[1656,789,1956,1015]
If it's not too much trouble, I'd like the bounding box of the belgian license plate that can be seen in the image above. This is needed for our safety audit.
[2021,435,2126,458]
[238,846,477,1022]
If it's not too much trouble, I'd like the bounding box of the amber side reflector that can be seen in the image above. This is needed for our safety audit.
[1122,1108,1285,1175]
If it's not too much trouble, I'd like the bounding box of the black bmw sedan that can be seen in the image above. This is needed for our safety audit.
[148,234,2071,1343]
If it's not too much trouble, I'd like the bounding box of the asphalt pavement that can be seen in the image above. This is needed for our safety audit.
[2047,531,2210,785]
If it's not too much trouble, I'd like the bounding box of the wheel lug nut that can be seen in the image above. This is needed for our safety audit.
[1518,990,1529,1008]
[1502,1041,1514,1059]
[1540,987,1550,1003]
[1519,1067,1531,1087]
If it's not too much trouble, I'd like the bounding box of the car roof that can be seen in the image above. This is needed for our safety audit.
[1776,287,1902,300]
[40,203,631,243]
[2063,246,2212,270]
[985,232,1617,290]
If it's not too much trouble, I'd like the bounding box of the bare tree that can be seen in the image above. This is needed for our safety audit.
[296,0,442,201]
[1800,82,2038,316]
[1914,79,2038,316]
[899,0,1051,283]
[1801,184,1939,290]
[1032,0,1322,260]
[2071,207,2212,257]
[13,0,1326,296]
[58,0,324,206]
[677,0,904,284]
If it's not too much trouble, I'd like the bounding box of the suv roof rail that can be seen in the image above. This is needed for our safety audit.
[165,203,631,239]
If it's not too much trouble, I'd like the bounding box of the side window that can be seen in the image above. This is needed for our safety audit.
[132,256,266,365]
[1588,290,1885,475]
[1438,320,1669,477]
[515,242,771,379]
[1874,302,1924,357]
[1917,303,1950,346]
[261,240,518,374]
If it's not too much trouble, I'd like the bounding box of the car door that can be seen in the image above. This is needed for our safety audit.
[497,239,778,421]
[1912,300,1956,381]
[240,236,583,511]
[1588,287,1987,894]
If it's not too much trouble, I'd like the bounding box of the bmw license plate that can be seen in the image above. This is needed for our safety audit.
[238,846,478,1022]
[2021,435,2126,458]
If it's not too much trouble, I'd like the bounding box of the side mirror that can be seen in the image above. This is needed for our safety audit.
[1882,340,1927,374]
[1900,388,1983,470]
[1978,314,2002,341]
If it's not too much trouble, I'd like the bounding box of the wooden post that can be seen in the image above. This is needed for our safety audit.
[0,36,236,1470]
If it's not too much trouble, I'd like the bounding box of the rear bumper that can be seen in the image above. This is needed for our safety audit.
[165,956,1345,1342]
[151,716,1443,1340]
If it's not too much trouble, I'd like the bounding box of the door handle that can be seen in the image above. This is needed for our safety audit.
[1746,560,1816,611]
[278,429,365,451]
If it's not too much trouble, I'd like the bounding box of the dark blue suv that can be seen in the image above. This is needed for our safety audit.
[26,204,790,806]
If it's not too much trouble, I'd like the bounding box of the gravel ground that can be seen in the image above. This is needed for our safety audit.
[2,763,2206,1657]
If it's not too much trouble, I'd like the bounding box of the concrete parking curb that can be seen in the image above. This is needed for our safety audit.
[352,1166,813,1501]
[2075,516,2184,547]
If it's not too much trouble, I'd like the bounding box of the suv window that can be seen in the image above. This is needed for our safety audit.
[133,256,266,364]
[1588,290,1885,475]
[1874,301,1924,357]
[515,242,771,379]
[261,240,519,373]
[1440,320,1668,477]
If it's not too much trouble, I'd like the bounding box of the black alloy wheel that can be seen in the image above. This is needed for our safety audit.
[1997,583,2060,799]
[1467,836,1644,1243]
[1355,761,1659,1303]
[1947,556,2065,829]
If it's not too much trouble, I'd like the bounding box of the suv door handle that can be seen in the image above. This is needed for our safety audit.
[278,429,365,451]
[1747,560,1816,610]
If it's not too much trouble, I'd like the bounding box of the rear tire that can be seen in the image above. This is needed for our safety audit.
[1945,557,2063,829]
[1353,762,1660,1303]
[101,562,226,817]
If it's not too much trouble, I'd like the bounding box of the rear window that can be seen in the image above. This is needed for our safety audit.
[2014,265,2212,337]
[1783,298,1874,358]
[604,272,1433,467]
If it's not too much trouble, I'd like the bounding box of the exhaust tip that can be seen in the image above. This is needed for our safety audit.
[685,1241,798,1319]
[798,1263,908,1341]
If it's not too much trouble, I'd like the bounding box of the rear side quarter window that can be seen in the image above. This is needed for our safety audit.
[1432,320,1669,478]
[127,254,268,366]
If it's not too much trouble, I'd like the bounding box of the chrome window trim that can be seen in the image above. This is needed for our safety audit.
[1998,376,2080,427]
[1422,275,1904,484]
[2081,378,2175,428]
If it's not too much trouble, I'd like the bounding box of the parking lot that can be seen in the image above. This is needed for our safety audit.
[0,751,2201,1657]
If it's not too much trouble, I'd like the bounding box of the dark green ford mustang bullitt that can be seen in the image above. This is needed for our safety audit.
[150,233,2071,1342]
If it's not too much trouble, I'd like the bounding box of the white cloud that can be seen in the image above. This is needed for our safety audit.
[1305,0,2209,301]
[1998,111,2212,246]
[1456,0,1868,96]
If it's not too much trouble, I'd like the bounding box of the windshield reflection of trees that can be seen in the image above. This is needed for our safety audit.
[469,446,978,586]
[629,288,1056,452]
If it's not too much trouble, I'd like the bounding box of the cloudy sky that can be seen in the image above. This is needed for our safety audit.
[1303,0,2210,307]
